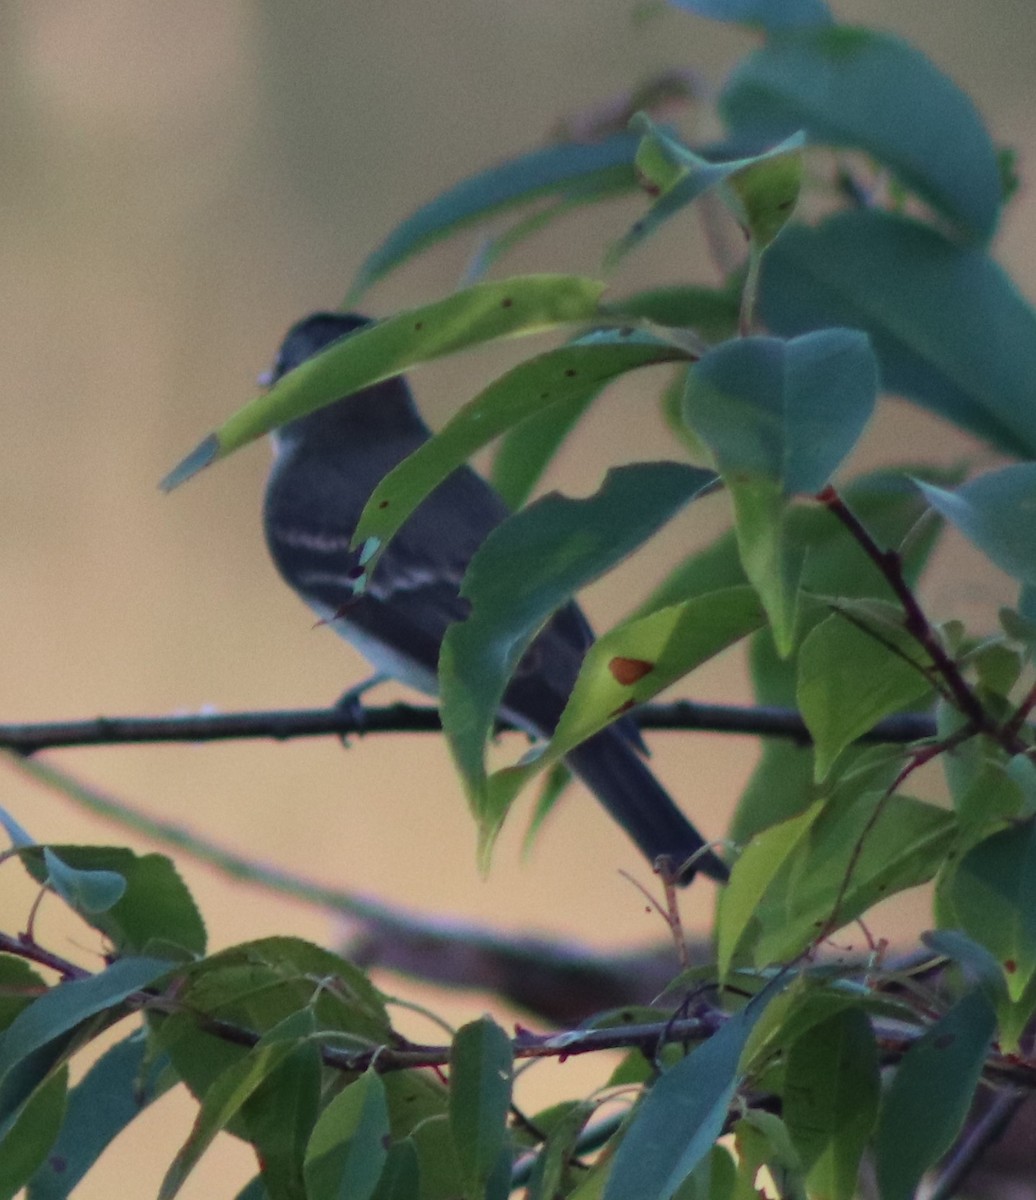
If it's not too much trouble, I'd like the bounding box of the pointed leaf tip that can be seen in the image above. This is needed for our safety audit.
[159,434,221,492]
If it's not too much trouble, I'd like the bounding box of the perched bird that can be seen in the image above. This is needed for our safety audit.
[262,312,727,885]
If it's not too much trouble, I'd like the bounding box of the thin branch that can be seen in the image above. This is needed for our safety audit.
[0,699,938,756]
[928,1089,1029,1200]
[819,486,1009,744]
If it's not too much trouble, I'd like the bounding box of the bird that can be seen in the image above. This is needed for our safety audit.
[261,311,728,885]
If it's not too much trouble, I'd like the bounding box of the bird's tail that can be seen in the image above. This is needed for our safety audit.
[564,727,728,886]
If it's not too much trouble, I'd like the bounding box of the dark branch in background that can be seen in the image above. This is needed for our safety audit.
[0,699,938,756]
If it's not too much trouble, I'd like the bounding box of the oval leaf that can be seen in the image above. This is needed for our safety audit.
[683,330,877,495]
[720,27,1001,240]
[759,212,1036,457]
[874,989,995,1200]
[917,466,1036,586]
[304,1070,390,1200]
[449,1017,514,1198]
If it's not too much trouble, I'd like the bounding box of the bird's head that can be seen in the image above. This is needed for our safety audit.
[260,311,372,388]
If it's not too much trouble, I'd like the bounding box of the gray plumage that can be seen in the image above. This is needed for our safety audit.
[263,312,727,884]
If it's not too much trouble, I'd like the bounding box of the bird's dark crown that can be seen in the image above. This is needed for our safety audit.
[269,311,372,386]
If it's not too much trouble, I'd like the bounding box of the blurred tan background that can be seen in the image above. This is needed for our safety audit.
[2,2,1035,1194]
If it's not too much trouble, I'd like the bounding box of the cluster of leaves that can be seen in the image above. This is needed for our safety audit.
[6,0,1036,1196]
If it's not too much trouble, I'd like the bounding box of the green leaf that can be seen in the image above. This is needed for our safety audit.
[351,135,641,295]
[732,1113,803,1200]
[42,848,126,915]
[717,799,823,978]
[609,120,804,267]
[874,989,995,1200]
[352,330,691,580]
[0,1067,67,1200]
[370,1140,420,1200]
[750,791,955,966]
[161,275,606,489]
[720,27,1001,240]
[0,957,172,1105]
[604,985,780,1200]
[797,604,933,779]
[727,477,804,657]
[917,466,1036,586]
[304,1070,390,1200]
[438,461,716,865]
[944,821,1036,1002]
[22,846,205,958]
[27,1034,171,1200]
[683,330,877,495]
[666,0,832,29]
[783,1009,879,1200]
[409,1116,465,1200]
[160,1008,317,1200]
[524,1101,598,1200]
[759,212,1036,457]
[603,283,741,343]
[489,389,598,510]
[449,1018,514,1199]
[488,586,765,827]
[242,1043,322,1200]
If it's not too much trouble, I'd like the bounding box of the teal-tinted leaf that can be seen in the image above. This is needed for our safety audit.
[448,1018,513,1199]
[666,0,832,29]
[917,467,1036,586]
[160,1008,317,1200]
[22,846,205,958]
[0,805,34,849]
[304,1070,390,1200]
[438,461,716,864]
[945,821,1036,1002]
[161,276,605,489]
[783,1009,879,1200]
[797,604,933,780]
[0,1067,66,1200]
[610,120,804,267]
[759,212,1036,457]
[370,1140,420,1200]
[683,330,877,495]
[0,957,171,1100]
[721,27,1001,240]
[874,989,995,1200]
[352,330,690,579]
[42,848,126,915]
[351,135,641,296]
[605,986,779,1200]
[27,1034,171,1200]
[727,477,804,657]
[922,930,1003,998]
[242,1043,322,1200]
